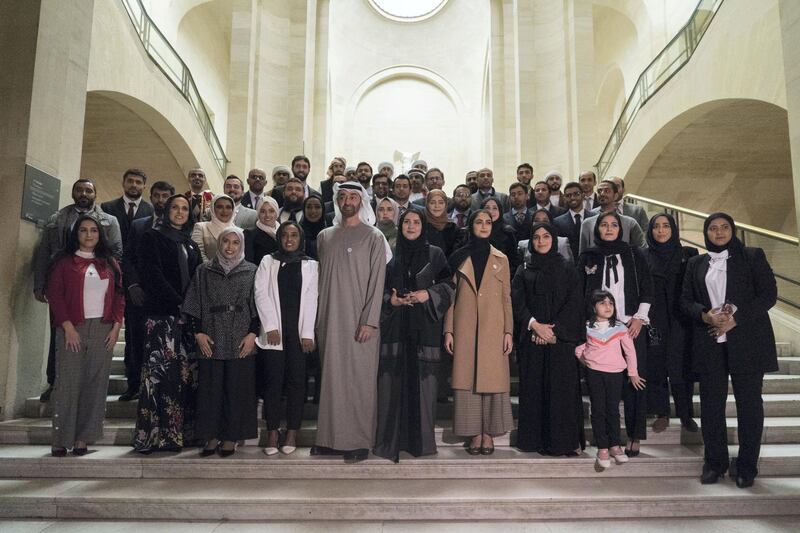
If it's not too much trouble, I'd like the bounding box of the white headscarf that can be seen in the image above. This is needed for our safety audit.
[256,195,280,237]
[411,159,428,170]
[332,182,392,263]
[332,182,375,226]
[544,170,563,181]
[215,226,246,274]
[271,165,290,178]
[378,161,394,173]
[208,194,235,240]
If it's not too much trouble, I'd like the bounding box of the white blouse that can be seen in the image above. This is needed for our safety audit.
[79,253,109,319]
[705,250,729,343]
[601,253,650,324]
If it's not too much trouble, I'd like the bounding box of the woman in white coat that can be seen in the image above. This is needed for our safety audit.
[254,221,319,455]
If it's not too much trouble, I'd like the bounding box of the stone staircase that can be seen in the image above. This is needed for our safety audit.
[1,340,800,522]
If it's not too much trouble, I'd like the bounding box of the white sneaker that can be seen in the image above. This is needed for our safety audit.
[263,446,279,456]
[596,451,611,469]
[611,449,629,464]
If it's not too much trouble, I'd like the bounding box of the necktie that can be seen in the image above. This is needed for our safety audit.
[289,210,298,222]
[574,213,581,227]
[516,212,525,224]
[193,194,202,220]
[127,202,135,221]
[456,213,465,228]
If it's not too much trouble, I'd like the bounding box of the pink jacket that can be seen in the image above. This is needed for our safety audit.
[575,322,637,376]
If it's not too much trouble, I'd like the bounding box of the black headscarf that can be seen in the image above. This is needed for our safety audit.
[646,213,682,279]
[703,212,742,254]
[588,211,630,287]
[272,221,308,264]
[531,208,553,224]
[391,209,430,294]
[299,194,327,241]
[526,223,563,271]
[156,194,194,292]
[449,209,492,289]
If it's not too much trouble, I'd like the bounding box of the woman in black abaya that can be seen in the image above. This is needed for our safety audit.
[512,223,585,455]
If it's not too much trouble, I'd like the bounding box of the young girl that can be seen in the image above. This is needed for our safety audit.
[576,290,645,469]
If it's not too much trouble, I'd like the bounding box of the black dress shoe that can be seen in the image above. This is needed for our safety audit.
[480,446,495,455]
[681,418,699,432]
[118,389,140,402]
[218,448,235,458]
[200,443,218,457]
[51,447,67,457]
[700,463,724,484]
[310,445,340,456]
[72,447,89,456]
[343,448,369,463]
[735,475,755,489]
[39,386,53,403]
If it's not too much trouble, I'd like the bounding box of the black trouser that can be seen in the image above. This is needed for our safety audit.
[647,343,694,420]
[123,301,146,392]
[263,337,306,431]
[196,357,257,442]
[586,368,624,449]
[699,343,764,478]
[622,331,647,441]
[46,309,56,386]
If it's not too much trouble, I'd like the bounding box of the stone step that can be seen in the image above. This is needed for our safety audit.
[3,417,800,447]
[1,476,799,521]
[1,444,799,480]
[778,357,800,375]
[23,390,800,420]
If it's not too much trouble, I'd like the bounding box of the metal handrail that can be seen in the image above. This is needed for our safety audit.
[120,0,228,176]
[626,194,799,245]
[595,0,725,179]
[626,193,800,310]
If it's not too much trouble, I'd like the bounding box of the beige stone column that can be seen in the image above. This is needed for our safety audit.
[566,0,597,174]
[0,0,94,418]
[779,0,800,241]
[225,0,259,178]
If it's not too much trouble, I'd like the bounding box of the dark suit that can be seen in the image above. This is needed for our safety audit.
[552,209,590,260]
[240,191,261,209]
[448,208,471,230]
[470,188,509,211]
[119,214,158,394]
[320,179,334,204]
[270,183,320,208]
[680,246,778,479]
[101,197,154,244]
[502,208,534,241]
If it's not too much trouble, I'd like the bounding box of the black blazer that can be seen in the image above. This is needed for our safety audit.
[578,246,654,319]
[101,198,154,244]
[136,229,201,316]
[122,215,157,289]
[240,191,258,209]
[553,209,590,260]
[320,179,334,205]
[679,247,778,374]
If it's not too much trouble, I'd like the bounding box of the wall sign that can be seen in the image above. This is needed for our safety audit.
[21,165,60,227]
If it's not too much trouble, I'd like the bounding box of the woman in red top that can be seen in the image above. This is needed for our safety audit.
[46,215,124,456]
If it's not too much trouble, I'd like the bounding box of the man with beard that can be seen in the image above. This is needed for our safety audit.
[241,168,268,210]
[184,168,213,223]
[345,166,357,182]
[579,179,646,253]
[224,175,257,229]
[552,181,591,260]
[371,173,391,212]
[268,165,291,207]
[101,169,154,243]
[390,174,421,217]
[412,167,451,209]
[448,184,472,229]
[607,176,649,231]
[502,182,534,239]
[516,163,536,208]
[407,168,426,203]
[470,167,509,211]
[33,178,123,402]
[378,161,394,180]
[465,170,478,194]
[313,182,388,463]
[545,171,567,208]
[579,170,599,212]
[355,162,374,199]
[272,156,319,207]
[532,180,566,218]
[321,157,346,204]
[279,178,306,223]
[118,181,175,401]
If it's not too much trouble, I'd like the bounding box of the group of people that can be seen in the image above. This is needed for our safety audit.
[33,155,778,489]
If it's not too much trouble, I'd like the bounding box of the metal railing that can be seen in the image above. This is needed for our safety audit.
[120,0,228,176]
[626,194,800,310]
[595,0,725,179]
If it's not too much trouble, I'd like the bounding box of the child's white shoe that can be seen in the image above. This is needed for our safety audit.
[596,449,611,469]
[610,446,628,464]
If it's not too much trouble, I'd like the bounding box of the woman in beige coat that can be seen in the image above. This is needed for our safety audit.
[444,210,514,455]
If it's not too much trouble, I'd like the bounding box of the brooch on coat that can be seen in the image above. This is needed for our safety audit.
[584,265,597,275]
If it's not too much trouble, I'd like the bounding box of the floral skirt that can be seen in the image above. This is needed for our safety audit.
[133,316,198,451]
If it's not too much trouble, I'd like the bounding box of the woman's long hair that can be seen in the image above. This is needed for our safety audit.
[49,214,121,290]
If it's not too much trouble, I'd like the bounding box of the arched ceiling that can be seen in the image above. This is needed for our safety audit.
[636,99,794,235]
